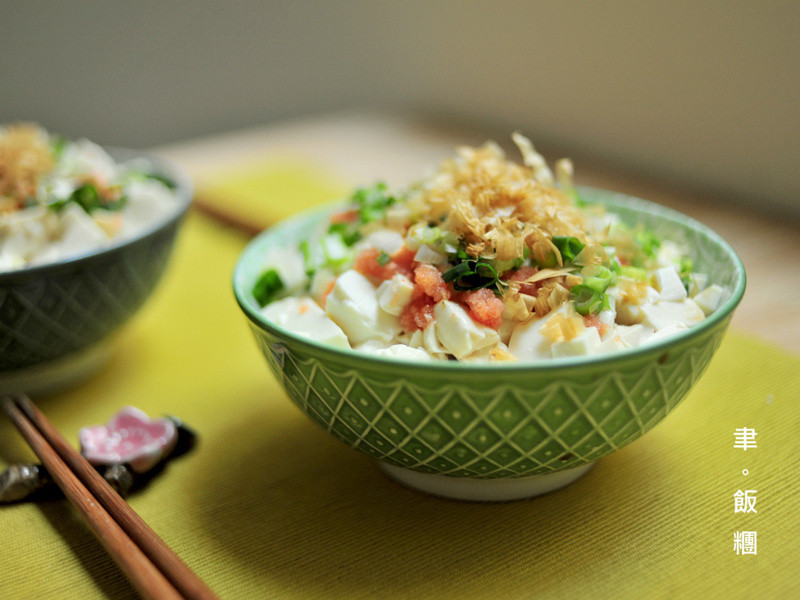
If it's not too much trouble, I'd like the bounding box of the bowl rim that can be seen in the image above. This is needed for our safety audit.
[233,186,746,372]
[0,146,193,282]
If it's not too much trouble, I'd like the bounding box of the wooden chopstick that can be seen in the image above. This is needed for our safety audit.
[1,394,220,600]
[192,195,265,238]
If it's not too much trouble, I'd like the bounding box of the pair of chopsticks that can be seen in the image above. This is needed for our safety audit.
[1,394,220,600]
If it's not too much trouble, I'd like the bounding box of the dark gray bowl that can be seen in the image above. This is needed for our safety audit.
[0,149,192,387]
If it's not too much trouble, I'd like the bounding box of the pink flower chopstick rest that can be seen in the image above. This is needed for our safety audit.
[80,407,179,474]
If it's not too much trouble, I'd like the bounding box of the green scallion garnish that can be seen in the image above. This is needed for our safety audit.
[442,259,499,291]
[253,269,285,307]
[552,236,586,263]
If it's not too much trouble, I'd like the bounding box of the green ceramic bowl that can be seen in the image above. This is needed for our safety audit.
[0,149,192,393]
[234,188,746,501]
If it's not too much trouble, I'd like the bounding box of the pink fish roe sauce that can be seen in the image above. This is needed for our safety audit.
[351,247,505,332]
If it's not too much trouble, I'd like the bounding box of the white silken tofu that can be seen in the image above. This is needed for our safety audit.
[597,297,617,338]
[653,266,687,301]
[693,284,726,315]
[361,230,405,255]
[507,307,565,361]
[0,206,54,266]
[118,179,177,235]
[616,324,655,348]
[640,298,705,331]
[613,285,660,325]
[644,322,690,344]
[259,246,307,295]
[656,241,684,268]
[369,344,434,361]
[32,204,109,264]
[376,274,414,316]
[687,272,709,297]
[595,332,629,355]
[413,244,448,266]
[261,296,350,349]
[325,269,397,344]
[434,300,500,360]
[551,327,602,358]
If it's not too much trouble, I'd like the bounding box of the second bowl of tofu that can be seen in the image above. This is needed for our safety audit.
[0,136,192,392]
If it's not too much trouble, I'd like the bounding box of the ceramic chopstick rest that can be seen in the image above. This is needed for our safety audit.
[0,406,196,503]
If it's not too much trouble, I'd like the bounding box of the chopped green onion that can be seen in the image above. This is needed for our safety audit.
[299,240,317,278]
[253,269,285,307]
[51,135,68,158]
[679,256,694,291]
[46,183,128,214]
[70,184,102,213]
[352,182,396,223]
[490,256,525,276]
[327,222,361,246]
[569,188,588,207]
[583,276,609,295]
[571,284,603,315]
[571,265,614,315]
[145,172,177,190]
[377,251,391,266]
[102,194,128,211]
[442,259,499,291]
[552,236,586,263]
[442,261,473,283]
[635,229,661,259]
[620,265,648,281]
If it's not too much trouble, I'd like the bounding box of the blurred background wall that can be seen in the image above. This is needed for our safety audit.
[2,1,797,217]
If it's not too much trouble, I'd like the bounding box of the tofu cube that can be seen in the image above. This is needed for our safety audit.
[413,244,447,266]
[369,344,433,361]
[616,324,655,348]
[595,333,628,355]
[507,306,567,361]
[325,269,398,344]
[687,272,709,297]
[261,297,350,349]
[361,230,405,255]
[433,300,500,359]
[40,204,109,260]
[614,285,660,325]
[653,266,688,301]
[641,298,705,331]
[644,323,690,344]
[376,274,415,316]
[692,284,726,315]
[551,327,602,358]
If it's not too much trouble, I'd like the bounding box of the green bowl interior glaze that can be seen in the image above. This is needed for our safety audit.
[234,187,745,497]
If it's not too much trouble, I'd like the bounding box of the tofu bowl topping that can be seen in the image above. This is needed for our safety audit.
[0,123,181,270]
[233,135,745,501]
[242,135,731,363]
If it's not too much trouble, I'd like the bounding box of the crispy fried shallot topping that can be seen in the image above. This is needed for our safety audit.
[0,124,54,210]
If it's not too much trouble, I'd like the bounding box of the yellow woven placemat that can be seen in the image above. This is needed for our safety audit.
[1,162,798,600]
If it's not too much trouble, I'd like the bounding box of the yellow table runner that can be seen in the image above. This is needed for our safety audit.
[1,161,798,599]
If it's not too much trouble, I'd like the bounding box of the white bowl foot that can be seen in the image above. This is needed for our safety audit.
[379,461,595,501]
